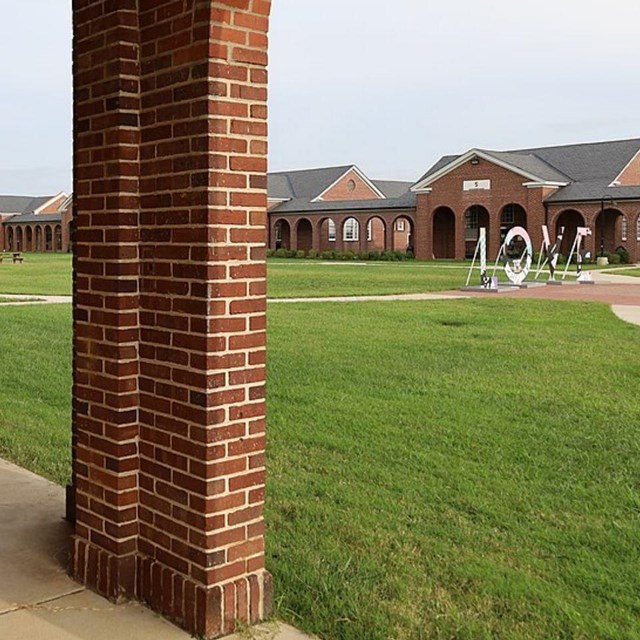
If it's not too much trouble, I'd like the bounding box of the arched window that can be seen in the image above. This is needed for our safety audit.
[328,220,336,242]
[636,216,640,241]
[343,218,359,242]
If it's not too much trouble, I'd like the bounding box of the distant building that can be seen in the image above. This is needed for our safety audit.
[3,137,640,262]
[270,138,640,263]
[267,165,416,254]
[1,193,71,253]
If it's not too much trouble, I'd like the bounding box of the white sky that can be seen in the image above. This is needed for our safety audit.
[1,0,639,193]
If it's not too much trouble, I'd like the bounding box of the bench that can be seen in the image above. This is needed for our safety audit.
[12,253,24,264]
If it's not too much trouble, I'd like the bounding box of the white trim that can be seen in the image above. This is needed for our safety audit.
[268,197,290,206]
[312,166,386,202]
[522,181,568,189]
[34,192,68,215]
[411,149,569,192]
[412,187,433,194]
[610,148,640,186]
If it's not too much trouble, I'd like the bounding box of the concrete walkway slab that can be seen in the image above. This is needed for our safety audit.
[611,305,640,327]
[0,459,314,640]
[269,292,468,304]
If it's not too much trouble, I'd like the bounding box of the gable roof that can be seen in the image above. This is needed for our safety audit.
[267,165,353,201]
[0,195,54,216]
[413,138,640,197]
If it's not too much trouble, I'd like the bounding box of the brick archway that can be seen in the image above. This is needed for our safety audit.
[70,3,273,637]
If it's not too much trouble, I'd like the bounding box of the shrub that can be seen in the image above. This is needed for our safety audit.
[321,250,336,260]
[607,252,621,265]
[274,248,288,258]
[344,251,357,261]
[307,250,319,259]
[266,249,275,258]
[358,251,370,261]
[368,251,381,261]
[616,246,631,264]
[295,250,306,259]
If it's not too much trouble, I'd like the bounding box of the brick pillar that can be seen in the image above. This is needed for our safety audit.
[70,2,272,638]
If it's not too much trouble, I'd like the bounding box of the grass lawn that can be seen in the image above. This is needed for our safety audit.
[0,252,71,295]
[0,254,612,300]
[615,268,640,277]
[1,299,639,639]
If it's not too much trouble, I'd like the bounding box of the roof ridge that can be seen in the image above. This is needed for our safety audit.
[268,164,354,176]
[510,136,640,154]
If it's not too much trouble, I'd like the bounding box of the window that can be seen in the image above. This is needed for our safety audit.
[621,216,628,241]
[396,219,405,232]
[465,209,479,242]
[637,217,640,242]
[343,218,359,242]
[275,222,282,242]
[367,220,373,241]
[501,208,515,225]
[328,220,336,242]
[347,179,356,192]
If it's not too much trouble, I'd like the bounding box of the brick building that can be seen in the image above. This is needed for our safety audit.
[270,138,640,263]
[1,192,72,253]
[267,165,416,254]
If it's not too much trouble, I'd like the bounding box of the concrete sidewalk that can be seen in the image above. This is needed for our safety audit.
[0,458,312,640]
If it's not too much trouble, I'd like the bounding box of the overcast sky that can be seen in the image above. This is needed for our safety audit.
[1,0,639,194]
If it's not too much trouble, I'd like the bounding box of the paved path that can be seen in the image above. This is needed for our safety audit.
[0,458,313,640]
[269,292,467,304]
[0,294,71,306]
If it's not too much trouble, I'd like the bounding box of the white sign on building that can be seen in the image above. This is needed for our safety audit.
[463,179,491,191]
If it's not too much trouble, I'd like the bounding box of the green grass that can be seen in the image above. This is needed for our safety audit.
[1,299,639,638]
[0,304,71,483]
[268,260,473,297]
[0,253,71,295]
[0,254,620,300]
[614,268,640,277]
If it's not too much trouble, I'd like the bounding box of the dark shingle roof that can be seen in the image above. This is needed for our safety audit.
[268,165,353,200]
[416,138,640,195]
[270,191,416,215]
[4,213,62,224]
[372,180,414,198]
[482,150,571,183]
[0,195,53,216]
[545,181,640,203]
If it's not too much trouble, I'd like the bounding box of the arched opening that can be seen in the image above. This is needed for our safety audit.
[319,217,337,252]
[274,219,291,250]
[26,226,33,251]
[7,227,14,251]
[392,216,414,253]
[432,207,456,259]
[55,225,63,252]
[595,208,623,256]
[45,225,53,252]
[464,205,490,258]
[16,227,23,252]
[365,216,386,252]
[500,203,527,243]
[555,210,586,256]
[342,217,360,249]
[296,218,313,252]
[35,226,43,252]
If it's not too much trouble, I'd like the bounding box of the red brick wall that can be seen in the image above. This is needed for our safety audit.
[415,158,551,260]
[71,2,272,637]
[38,194,68,214]
[616,151,640,186]
[320,168,383,201]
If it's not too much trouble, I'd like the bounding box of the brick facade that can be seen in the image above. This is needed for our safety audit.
[319,167,383,202]
[70,1,272,637]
